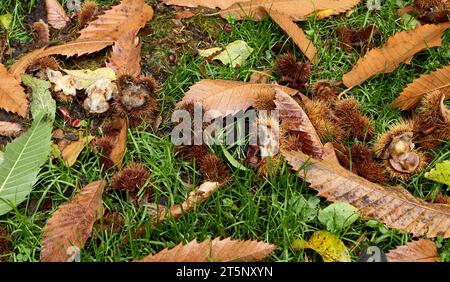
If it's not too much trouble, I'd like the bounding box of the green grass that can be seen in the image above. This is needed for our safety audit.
[1,0,449,262]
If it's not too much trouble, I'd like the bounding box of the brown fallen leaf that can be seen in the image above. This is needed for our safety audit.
[77,0,154,41]
[274,90,324,159]
[135,237,276,262]
[335,25,380,52]
[9,40,114,79]
[161,0,242,9]
[343,22,450,88]
[391,64,450,110]
[61,134,94,167]
[32,20,50,47]
[282,143,450,238]
[106,32,142,77]
[249,70,272,84]
[109,118,127,168]
[176,79,301,117]
[265,9,318,64]
[45,0,70,29]
[0,64,28,117]
[216,0,363,21]
[175,10,197,19]
[40,180,105,262]
[0,121,24,137]
[154,181,220,224]
[386,239,439,262]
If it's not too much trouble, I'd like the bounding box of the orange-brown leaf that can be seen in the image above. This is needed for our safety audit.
[391,64,450,110]
[386,239,439,262]
[135,237,276,262]
[40,180,105,262]
[9,40,114,79]
[106,32,142,77]
[343,23,450,88]
[161,0,242,9]
[274,90,324,159]
[154,182,220,224]
[282,143,450,238]
[217,0,362,21]
[0,64,28,117]
[0,121,24,137]
[109,118,127,168]
[45,0,70,29]
[265,9,318,64]
[32,20,50,46]
[77,0,154,41]
[176,79,301,117]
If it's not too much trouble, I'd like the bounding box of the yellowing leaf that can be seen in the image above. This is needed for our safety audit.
[62,68,116,89]
[425,160,450,186]
[0,13,13,30]
[61,134,94,167]
[307,8,334,19]
[293,230,351,262]
[136,237,276,262]
[199,40,254,67]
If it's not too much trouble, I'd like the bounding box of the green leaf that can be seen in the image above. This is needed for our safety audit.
[0,13,13,30]
[425,160,450,186]
[290,195,320,223]
[0,76,55,215]
[199,40,254,67]
[22,74,55,120]
[293,230,351,262]
[400,14,420,30]
[318,202,360,233]
[221,146,249,171]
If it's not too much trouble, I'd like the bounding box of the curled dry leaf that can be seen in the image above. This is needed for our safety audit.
[45,0,70,29]
[32,20,50,46]
[216,0,363,21]
[77,0,154,41]
[282,143,450,238]
[176,79,301,117]
[40,180,105,262]
[343,22,450,88]
[274,90,324,159]
[135,237,276,262]
[161,0,241,9]
[386,239,439,262]
[0,121,24,137]
[107,32,142,77]
[154,181,220,224]
[9,40,114,79]
[265,9,318,63]
[109,118,127,168]
[0,64,28,118]
[47,69,81,96]
[392,64,450,110]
